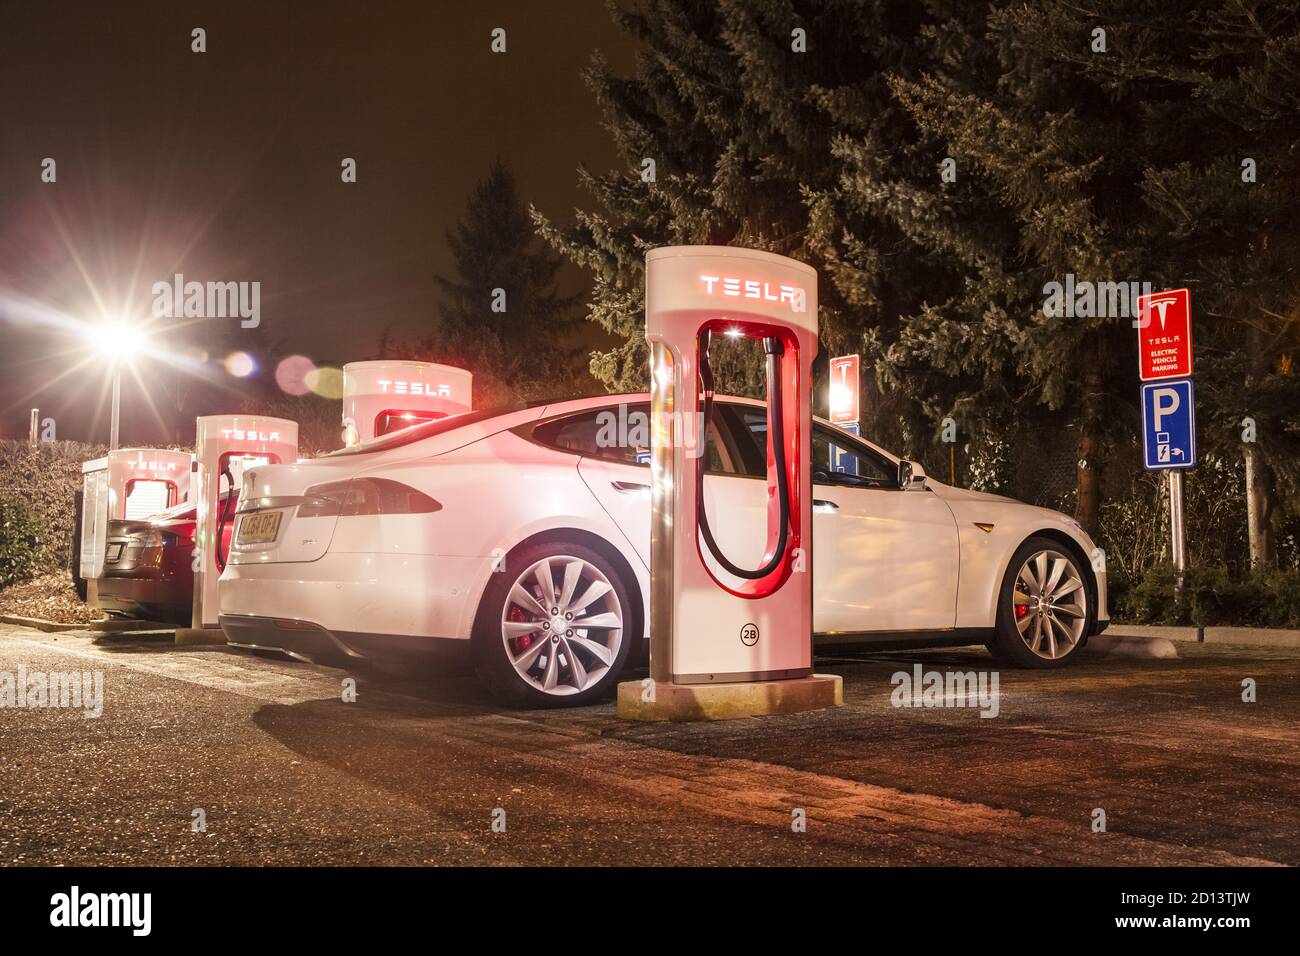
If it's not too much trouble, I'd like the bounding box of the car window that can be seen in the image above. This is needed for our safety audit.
[727,404,896,486]
[812,426,896,486]
[719,404,772,477]
[531,403,736,473]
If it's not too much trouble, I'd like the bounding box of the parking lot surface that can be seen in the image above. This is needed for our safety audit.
[1,622,1295,865]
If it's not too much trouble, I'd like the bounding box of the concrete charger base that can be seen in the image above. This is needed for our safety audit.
[617,674,842,721]
[174,626,228,646]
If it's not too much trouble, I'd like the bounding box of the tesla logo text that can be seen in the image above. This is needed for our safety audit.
[127,460,178,473]
[1144,296,1179,331]
[376,379,452,397]
[220,428,281,442]
[699,275,807,314]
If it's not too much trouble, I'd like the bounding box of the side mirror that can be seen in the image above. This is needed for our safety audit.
[897,459,928,491]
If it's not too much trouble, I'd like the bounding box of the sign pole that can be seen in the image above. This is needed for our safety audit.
[1169,470,1186,594]
[1137,288,1195,603]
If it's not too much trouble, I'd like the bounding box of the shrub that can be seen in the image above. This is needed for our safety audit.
[0,439,107,573]
[0,499,43,588]
[1111,562,1300,628]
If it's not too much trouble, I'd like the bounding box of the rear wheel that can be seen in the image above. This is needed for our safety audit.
[989,536,1091,668]
[472,540,634,707]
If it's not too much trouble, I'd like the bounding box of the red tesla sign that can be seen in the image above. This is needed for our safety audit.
[828,354,860,424]
[1136,288,1193,381]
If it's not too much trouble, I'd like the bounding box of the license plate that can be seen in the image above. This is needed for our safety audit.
[236,511,282,545]
[105,543,124,563]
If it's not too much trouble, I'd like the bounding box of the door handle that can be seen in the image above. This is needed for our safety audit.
[813,498,838,511]
[611,480,650,494]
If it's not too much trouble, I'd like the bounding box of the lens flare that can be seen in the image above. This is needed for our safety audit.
[305,366,344,400]
[275,354,316,396]
[91,321,144,362]
[225,351,256,378]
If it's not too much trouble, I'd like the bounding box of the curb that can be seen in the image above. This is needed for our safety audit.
[1204,626,1300,649]
[617,674,843,721]
[1085,633,1179,659]
[1106,624,1300,649]
[1104,624,1202,642]
[0,615,91,632]
[0,614,174,634]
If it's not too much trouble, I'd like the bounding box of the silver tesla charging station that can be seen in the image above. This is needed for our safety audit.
[618,246,841,720]
[176,414,298,644]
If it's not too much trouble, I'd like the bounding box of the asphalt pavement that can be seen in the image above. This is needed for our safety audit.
[1,622,1295,865]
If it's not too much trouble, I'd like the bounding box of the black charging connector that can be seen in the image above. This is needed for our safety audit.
[695,331,791,580]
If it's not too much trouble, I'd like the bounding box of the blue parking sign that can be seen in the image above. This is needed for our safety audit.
[1141,378,1196,470]
[831,421,860,474]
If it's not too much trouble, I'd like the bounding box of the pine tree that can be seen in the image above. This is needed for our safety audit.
[1112,1,1300,566]
[540,0,1300,550]
[427,162,584,407]
[886,0,1300,550]
[535,0,958,420]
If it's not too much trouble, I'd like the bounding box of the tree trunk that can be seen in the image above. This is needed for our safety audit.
[1243,317,1277,569]
[1074,338,1105,539]
[1243,442,1276,568]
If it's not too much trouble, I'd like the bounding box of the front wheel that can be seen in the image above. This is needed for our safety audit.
[988,537,1091,668]
[472,540,635,707]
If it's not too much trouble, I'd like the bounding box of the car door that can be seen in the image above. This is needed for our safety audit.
[566,401,654,570]
[533,401,766,576]
[809,427,960,633]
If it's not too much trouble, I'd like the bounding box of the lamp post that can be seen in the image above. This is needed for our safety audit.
[109,366,121,449]
[92,321,142,450]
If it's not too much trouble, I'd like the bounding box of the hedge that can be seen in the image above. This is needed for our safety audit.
[0,499,42,587]
[0,439,107,575]
[1109,563,1300,628]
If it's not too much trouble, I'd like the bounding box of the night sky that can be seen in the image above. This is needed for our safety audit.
[0,1,635,443]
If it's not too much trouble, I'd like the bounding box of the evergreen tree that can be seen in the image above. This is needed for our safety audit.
[1110,1,1300,566]
[541,0,1300,548]
[427,162,584,407]
[535,0,954,422]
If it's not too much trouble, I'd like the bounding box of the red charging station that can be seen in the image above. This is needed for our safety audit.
[618,245,841,720]
[341,361,472,447]
[181,415,298,640]
[79,448,193,589]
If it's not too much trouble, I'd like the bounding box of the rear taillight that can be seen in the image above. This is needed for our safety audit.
[297,478,442,518]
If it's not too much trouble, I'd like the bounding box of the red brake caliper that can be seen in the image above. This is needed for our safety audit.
[1015,587,1029,619]
[508,605,534,651]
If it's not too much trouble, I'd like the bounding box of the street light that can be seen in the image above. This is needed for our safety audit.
[90,320,144,449]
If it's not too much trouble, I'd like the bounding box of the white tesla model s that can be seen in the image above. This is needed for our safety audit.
[219,395,1109,706]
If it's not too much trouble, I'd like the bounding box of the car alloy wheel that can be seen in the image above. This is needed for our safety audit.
[500,555,625,696]
[1012,548,1088,660]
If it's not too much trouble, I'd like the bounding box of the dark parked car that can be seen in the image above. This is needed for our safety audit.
[96,492,238,623]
